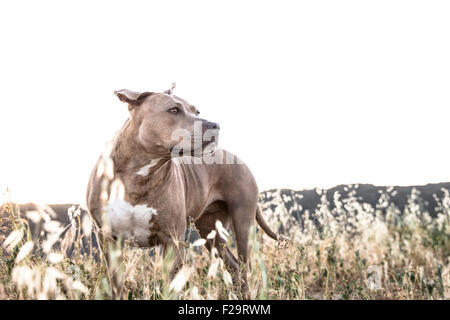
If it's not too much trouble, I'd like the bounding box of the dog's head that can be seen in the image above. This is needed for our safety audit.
[114,86,220,158]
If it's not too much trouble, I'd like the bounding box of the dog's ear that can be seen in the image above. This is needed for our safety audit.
[113,89,153,110]
[163,83,176,95]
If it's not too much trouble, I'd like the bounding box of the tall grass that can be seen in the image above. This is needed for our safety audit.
[0,187,449,299]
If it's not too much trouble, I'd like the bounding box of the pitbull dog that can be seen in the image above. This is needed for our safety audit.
[86,86,278,295]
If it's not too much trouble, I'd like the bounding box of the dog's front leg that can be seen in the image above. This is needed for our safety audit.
[96,229,126,299]
[162,239,185,280]
[160,216,187,281]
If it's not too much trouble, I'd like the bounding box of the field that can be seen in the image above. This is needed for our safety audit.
[0,187,449,300]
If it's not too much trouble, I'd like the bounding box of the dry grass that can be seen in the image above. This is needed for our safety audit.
[0,188,449,300]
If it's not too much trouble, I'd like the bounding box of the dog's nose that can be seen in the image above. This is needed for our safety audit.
[206,121,220,130]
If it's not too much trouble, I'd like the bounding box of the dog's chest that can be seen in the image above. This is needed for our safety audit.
[106,198,158,247]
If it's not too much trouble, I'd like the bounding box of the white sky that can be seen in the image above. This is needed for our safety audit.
[1,1,450,204]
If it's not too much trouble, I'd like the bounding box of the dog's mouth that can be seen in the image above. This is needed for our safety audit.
[170,136,218,158]
[201,140,218,156]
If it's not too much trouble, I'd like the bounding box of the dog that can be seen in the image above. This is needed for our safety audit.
[86,85,279,297]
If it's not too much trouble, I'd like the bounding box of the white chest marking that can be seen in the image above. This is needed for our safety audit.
[106,198,158,246]
[136,158,162,176]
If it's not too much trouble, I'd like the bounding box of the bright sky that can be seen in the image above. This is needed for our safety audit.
[1,1,450,204]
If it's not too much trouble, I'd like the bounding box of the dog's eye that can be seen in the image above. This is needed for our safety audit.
[168,107,179,114]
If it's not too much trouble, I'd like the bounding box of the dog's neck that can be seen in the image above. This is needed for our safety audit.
[110,120,174,202]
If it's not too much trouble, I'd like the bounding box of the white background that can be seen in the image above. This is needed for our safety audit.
[1,1,449,204]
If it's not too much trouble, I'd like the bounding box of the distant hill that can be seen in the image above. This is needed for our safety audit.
[260,182,450,220]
